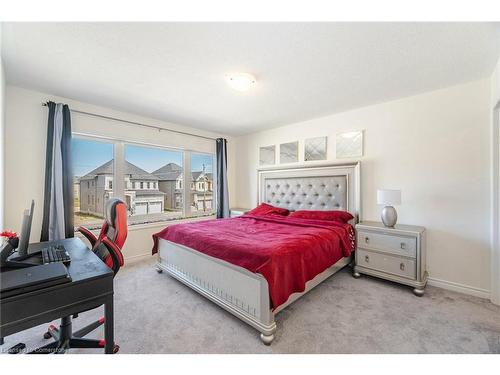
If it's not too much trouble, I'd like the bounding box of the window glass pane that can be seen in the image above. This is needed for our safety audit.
[124,144,184,225]
[190,153,214,217]
[72,138,114,229]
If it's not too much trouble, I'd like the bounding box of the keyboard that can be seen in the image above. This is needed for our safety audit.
[41,245,71,265]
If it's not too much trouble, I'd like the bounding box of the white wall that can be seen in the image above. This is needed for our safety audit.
[4,85,235,260]
[233,79,492,297]
[0,23,5,230]
[492,57,500,108]
[490,55,500,304]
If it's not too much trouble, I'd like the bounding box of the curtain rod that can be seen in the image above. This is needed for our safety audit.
[41,102,219,141]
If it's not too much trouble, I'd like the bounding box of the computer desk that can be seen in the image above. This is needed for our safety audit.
[0,237,115,353]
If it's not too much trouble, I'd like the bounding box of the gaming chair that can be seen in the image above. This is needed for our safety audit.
[36,198,128,354]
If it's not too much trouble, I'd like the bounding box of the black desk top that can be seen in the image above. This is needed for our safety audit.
[1,237,114,338]
[1,237,113,295]
[29,238,113,283]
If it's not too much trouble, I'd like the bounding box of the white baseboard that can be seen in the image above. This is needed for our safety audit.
[428,277,490,300]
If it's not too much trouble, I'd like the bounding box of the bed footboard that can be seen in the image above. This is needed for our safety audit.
[157,239,352,345]
[157,240,277,344]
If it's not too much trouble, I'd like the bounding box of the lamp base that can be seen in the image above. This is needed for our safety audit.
[381,206,397,227]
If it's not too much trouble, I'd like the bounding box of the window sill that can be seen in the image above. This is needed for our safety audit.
[127,215,216,231]
[75,214,216,234]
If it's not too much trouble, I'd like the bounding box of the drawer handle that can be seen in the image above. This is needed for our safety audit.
[400,263,405,271]
[400,242,406,250]
[365,237,370,244]
[364,255,370,263]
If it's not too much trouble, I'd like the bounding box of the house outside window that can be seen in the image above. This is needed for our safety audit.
[190,154,215,216]
[72,138,114,228]
[72,136,215,229]
[125,144,186,224]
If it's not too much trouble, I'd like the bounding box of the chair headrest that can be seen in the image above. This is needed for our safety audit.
[105,198,126,227]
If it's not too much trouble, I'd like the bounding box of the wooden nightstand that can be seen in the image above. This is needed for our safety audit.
[230,208,250,218]
[353,221,428,296]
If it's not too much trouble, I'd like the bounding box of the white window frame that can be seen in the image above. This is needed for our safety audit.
[72,133,216,228]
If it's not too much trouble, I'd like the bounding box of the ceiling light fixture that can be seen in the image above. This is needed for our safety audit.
[226,72,256,92]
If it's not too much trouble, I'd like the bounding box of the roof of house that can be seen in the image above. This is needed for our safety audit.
[80,159,158,181]
[153,163,213,182]
[152,163,182,181]
[192,171,213,181]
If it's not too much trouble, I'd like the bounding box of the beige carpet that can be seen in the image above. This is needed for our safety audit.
[2,256,500,354]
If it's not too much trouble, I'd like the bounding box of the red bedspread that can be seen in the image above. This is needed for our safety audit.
[152,214,355,309]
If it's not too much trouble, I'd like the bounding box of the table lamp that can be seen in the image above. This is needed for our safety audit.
[377,189,401,228]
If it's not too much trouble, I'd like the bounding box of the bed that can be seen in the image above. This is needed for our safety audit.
[153,163,361,344]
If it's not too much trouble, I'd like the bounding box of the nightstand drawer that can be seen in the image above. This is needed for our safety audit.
[357,249,416,280]
[357,231,417,258]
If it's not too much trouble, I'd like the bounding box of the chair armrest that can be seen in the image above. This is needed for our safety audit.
[102,237,124,275]
[78,226,98,248]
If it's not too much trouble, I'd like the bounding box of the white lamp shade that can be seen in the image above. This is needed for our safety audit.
[377,189,401,206]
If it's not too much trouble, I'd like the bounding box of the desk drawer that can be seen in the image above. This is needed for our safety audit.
[357,231,416,258]
[357,249,416,280]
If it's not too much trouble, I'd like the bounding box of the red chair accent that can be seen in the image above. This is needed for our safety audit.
[39,198,128,354]
[79,199,127,274]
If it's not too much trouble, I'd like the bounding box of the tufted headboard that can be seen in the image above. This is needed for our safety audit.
[258,162,361,222]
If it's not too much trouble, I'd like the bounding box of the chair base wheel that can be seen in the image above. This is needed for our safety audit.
[156,266,163,273]
[113,344,120,354]
[43,332,51,340]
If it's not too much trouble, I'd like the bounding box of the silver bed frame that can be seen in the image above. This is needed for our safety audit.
[156,162,361,345]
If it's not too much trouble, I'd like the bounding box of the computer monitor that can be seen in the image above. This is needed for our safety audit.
[17,200,34,257]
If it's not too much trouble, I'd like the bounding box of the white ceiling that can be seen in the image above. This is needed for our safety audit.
[2,22,499,135]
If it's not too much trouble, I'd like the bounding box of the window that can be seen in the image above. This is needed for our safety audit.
[73,135,215,228]
[124,144,184,225]
[190,153,215,217]
[72,138,114,229]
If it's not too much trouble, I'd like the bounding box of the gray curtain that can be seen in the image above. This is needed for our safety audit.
[40,102,74,241]
[216,138,230,218]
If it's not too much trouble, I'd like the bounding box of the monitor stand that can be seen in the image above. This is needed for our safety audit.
[5,250,43,268]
